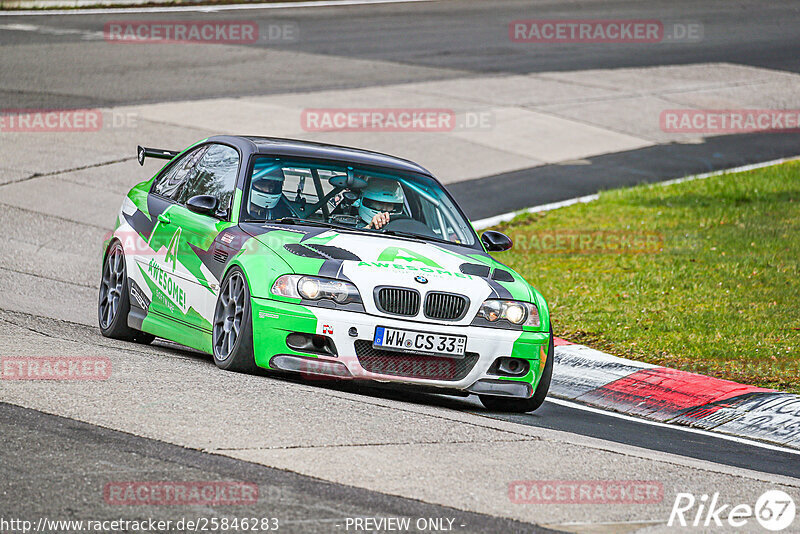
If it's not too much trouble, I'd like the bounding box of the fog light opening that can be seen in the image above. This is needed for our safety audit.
[286,333,337,356]
[494,357,529,377]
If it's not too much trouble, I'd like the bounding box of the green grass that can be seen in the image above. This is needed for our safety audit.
[495,161,800,393]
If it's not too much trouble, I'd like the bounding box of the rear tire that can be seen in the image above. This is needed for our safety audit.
[479,325,554,413]
[212,267,258,373]
[98,241,155,344]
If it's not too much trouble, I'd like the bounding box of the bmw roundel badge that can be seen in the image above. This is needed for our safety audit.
[414,275,428,284]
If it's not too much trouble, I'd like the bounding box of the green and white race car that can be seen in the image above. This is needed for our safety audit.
[100,136,552,412]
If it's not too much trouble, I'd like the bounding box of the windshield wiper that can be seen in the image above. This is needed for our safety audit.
[270,217,358,233]
[268,218,457,246]
[379,229,447,244]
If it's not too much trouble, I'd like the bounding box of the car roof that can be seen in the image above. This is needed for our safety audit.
[209,135,434,177]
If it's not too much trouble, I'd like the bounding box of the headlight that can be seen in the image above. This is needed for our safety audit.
[271,275,361,305]
[476,299,539,327]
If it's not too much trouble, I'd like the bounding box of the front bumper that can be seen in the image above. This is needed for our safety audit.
[250,298,550,398]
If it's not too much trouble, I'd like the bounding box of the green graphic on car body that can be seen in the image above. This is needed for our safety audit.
[377,246,442,268]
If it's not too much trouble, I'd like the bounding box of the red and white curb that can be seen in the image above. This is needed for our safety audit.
[551,338,800,449]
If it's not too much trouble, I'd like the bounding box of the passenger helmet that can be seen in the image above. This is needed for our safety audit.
[250,174,284,210]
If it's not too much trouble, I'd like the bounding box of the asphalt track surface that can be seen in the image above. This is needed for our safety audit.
[315,381,800,481]
[2,389,799,532]
[0,402,555,534]
[3,0,800,216]
[453,131,800,219]
[2,0,800,531]
[0,309,798,531]
[1,0,800,107]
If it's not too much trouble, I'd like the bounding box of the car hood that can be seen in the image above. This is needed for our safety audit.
[240,223,534,317]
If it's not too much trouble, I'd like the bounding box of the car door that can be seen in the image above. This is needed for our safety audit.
[136,145,208,336]
[162,143,240,338]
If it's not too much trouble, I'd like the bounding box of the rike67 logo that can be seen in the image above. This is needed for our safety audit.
[669,490,796,531]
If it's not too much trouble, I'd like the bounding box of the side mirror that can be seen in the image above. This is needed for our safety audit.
[481,230,513,252]
[186,194,219,216]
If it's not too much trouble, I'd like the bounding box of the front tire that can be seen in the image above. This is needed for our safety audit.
[479,325,554,413]
[212,267,257,373]
[98,241,155,344]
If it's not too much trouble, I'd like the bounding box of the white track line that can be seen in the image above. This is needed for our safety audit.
[0,22,104,38]
[472,156,800,230]
[547,519,665,527]
[547,397,800,456]
[0,0,432,16]
[472,194,598,230]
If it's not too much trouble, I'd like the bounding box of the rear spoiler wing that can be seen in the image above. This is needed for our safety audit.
[137,145,179,166]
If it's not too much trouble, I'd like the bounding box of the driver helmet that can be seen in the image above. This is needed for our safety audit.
[250,171,285,210]
[358,177,404,225]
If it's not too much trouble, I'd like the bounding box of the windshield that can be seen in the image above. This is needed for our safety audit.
[242,156,477,247]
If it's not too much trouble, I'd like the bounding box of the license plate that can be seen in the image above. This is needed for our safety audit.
[373,326,466,357]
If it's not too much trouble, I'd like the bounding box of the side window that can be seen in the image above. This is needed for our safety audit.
[152,146,208,200]
[175,144,240,216]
